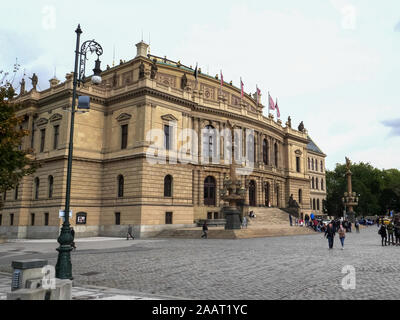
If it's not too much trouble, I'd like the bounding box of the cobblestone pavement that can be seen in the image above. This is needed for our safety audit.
[0,227,399,300]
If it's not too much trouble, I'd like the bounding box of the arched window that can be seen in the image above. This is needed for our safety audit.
[34,177,40,200]
[321,161,323,172]
[274,143,278,167]
[313,198,316,211]
[204,176,216,206]
[276,184,280,207]
[317,199,320,211]
[312,177,315,189]
[117,175,124,198]
[48,176,54,199]
[316,178,319,190]
[308,158,311,170]
[298,189,303,204]
[321,179,324,191]
[312,159,314,171]
[263,139,269,165]
[164,175,173,197]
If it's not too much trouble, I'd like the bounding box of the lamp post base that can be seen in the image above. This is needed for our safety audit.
[55,225,74,280]
[223,206,242,230]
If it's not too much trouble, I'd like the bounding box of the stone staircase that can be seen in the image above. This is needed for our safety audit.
[154,207,315,239]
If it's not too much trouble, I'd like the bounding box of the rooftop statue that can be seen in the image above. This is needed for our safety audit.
[181,73,187,90]
[298,121,304,132]
[151,59,158,79]
[29,73,38,91]
[20,78,26,95]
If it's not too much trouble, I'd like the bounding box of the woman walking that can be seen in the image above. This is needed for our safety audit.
[379,224,387,246]
[338,225,346,250]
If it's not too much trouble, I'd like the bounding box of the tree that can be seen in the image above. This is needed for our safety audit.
[326,162,400,217]
[0,82,37,209]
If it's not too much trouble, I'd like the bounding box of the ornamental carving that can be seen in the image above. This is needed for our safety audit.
[295,149,303,156]
[156,73,176,88]
[122,71,133,85]
[200,84,215,100]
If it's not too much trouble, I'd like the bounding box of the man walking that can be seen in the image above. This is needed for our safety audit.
[338,224,346,250]
[325,222,336,249]
[387,221,395,245]
[379,224,387,246]
[127,225,135,240]
[201,221,208,239]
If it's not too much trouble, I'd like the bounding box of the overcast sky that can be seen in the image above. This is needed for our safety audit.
[1,0,399,170]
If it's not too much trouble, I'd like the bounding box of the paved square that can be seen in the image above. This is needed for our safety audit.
[0,227,399,300]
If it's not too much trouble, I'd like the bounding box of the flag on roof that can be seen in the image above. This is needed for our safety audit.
[194,63,198,80]
[276,98,280,118]
[268,92,275,112]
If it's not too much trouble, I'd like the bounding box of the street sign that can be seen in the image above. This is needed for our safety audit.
[59,210,72,219]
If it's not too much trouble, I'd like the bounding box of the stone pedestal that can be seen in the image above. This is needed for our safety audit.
[222,207,242,230]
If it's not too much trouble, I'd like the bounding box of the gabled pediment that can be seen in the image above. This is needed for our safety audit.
[49,113,63,122]
[161,114,178,122]
[116,113,132,122]
[36,118,49,127]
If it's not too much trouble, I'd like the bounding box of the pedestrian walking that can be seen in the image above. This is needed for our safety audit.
[289,214,293,227]
[355,220,360,233]
[395,223,400,246]
[387,221,395,245]
[378,224,387,246]
[325,223,336,249]
[70,227,76,250]
[126,225,135,240]
[338,225,346,250]
[201,222,208,239]
[242,216,248,229]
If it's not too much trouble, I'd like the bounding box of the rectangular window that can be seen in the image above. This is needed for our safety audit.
[0,214,2,226]
[44,213,49,226]
[115,212,121,225]
[164,125,171,151]
[121,124,128,150]
[53,125,59,150]
[3,191,6,201]
[214,212,219,220]
[165,212,173,225]
[31,213,35,226]
[296,157,301,173]
[14,185,18,201]
[207,212,213,220]
[40,129,46,152]
[10,214,14,226]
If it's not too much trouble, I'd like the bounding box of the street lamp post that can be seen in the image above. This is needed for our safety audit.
[55,24,103,279]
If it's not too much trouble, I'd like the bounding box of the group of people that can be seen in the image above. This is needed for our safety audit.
[324,220,350,250]
[377,219,400,246]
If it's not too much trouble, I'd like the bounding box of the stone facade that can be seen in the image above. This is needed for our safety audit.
[0,42,326,238]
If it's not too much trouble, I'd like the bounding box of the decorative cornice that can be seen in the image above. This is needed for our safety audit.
[116,113,132,122]
[49,113,63,122]
[161,114,178,122]
[36,118,49,127]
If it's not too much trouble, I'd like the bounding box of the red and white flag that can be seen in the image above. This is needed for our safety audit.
[256,86,261,105]
[220,70,224,88]
[240,78,244,97]
[268,92,275,112]
[275,98,281,118]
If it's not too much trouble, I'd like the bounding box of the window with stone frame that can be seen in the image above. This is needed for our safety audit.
[121,124,128,150]
[40,128,46,152]
[118,175,124,198]
[53,125,59,150]
[164,175,173,197]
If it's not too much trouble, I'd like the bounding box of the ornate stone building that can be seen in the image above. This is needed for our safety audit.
[307,137,327,215]
[0,41,326,239]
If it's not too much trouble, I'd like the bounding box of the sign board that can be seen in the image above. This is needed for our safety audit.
[76,212,87,225]
[59,210,72,219]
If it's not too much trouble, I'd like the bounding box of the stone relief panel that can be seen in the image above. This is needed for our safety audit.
[122,71,133,85]
[200,84,215,100]
[156,73,177,88]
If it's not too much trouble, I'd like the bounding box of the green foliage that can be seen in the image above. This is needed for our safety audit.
[0,83,37,207]
[326,162,400,217]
